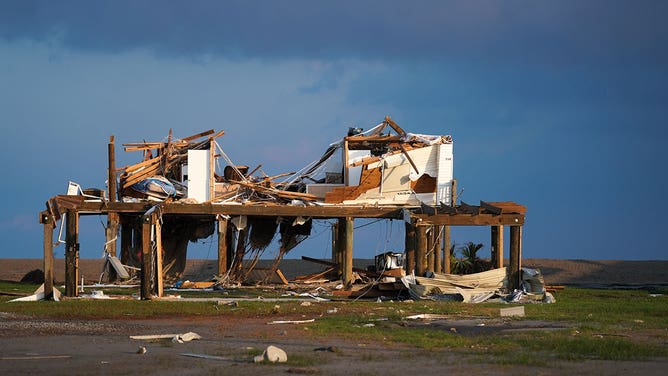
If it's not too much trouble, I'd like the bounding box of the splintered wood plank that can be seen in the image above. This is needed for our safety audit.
[325,166,382,203]
[231,180,318,201]
[399,144,420,174]
[349,156,382,167]
[244,268,289,285]
[384,116,407,137]
[121,163,163,188]
[346,135,402,143]
[181,129,215,142]
[124,155,162,173]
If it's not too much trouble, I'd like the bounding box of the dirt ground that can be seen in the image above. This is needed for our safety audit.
[1,312,667,376]
[2,258,668,287]
[1,258,667,375]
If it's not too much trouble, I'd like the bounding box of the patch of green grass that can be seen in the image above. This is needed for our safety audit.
[0,281,42,295]
[2,286,667,365]
[512,331,667,361]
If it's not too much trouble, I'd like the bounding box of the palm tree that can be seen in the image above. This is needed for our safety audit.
[461,242,484,273]
[450,242,485,274]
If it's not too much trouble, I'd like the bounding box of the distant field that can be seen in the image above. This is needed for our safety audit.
[1,258,667,286]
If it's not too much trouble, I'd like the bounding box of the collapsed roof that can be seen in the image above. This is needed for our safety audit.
[117,116,455,208]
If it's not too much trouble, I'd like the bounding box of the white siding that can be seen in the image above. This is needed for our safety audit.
[436,143,454,205]
[187,150,210,203]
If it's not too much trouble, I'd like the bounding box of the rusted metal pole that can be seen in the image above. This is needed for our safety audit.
[404,222,416,274]
[65,209,79,297]
[40,211,54,300]
[416,225,427,276]
[509,226,523,290]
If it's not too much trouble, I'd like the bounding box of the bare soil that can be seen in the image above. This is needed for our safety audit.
[1,259,667,375]
[2,258,668,286]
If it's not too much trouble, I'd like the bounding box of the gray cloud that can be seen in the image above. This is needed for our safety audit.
[1,0,666,66]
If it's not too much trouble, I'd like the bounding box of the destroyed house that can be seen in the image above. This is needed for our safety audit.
[39,116,526,300]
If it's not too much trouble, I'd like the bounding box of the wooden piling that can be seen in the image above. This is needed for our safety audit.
[154,213,163,298]
[65,210,79,297]
[434,225,442,273]
[341,217,354,287]
[217,216,228,276]
[404,222,416,274]
[426,226,435,272]
[331,221,338,263]
[416,225,427,276]
[140,214,153,300]
[509,225,523,290]
[40,211,54,300]
[336,218,346,277]
[442,225,451,273]
[108,135,117,202]
[491,225,504,269]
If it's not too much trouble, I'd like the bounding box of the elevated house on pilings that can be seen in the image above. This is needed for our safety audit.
[38,116,526,300]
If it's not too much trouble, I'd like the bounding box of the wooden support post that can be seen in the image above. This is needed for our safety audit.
[443,225,451,273]
[105,212,119,281]
[434,225,443,274]
[40,211,54,300]
[209,137,215,200]
[140,214,153,300]
[331,221,338,263]
[509,226,523,290]
[154,214,163,298]
[65,210,79,297]
[217,216,228,275]
[336,218,346,277]
[342,217,354,287]
[343,140,350,186]
[404,222,416,274]
[491,225,504,269]
[416,225,427,277]
[426,226,435,273]
[108,135,117,202]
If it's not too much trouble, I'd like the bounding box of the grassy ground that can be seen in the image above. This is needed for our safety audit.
[2,281,667,367]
